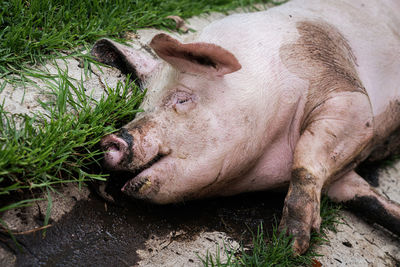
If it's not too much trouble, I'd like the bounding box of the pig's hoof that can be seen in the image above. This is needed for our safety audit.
[279,219,311,255]
[279,190,321,254]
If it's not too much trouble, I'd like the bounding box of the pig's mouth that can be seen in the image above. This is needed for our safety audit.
[101,133,170,195]
[120,153,166,193]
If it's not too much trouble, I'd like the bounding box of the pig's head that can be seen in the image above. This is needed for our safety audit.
[93,34,271,204]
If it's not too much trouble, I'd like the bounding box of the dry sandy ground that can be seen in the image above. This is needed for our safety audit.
[1,5,400,267]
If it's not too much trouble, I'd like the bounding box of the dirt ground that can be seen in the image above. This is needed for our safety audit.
[1,6,400,267]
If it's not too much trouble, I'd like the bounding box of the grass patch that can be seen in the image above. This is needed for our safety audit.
[0,72,144,215]
[0,0,280,79]
[200,198,341,267]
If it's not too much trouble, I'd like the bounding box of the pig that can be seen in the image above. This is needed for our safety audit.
[92,0,400,254]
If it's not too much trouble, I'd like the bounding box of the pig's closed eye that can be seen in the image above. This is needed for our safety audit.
[177,98,190,104]
[170,91,196,114]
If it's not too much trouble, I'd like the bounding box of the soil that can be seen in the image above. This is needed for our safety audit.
[4,191,284,266]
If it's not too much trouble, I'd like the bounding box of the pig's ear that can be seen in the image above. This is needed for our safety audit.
[91,39,159,83]
[149,33,241,77]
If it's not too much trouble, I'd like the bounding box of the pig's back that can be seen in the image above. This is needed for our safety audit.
[282,0,400,117]
[199,0,400,117]
[277,0,400,148]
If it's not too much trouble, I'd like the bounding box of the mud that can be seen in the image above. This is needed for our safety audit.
[7,191,284,266]
[280,20,367,132]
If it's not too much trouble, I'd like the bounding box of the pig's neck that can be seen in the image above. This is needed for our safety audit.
[220,80,309,196]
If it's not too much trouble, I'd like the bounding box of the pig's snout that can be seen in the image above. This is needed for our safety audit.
[101,134,130,169]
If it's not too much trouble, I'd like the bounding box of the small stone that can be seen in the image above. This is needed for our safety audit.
[342,241,353,248]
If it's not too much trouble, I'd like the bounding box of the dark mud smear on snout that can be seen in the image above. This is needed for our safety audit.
[11,191,285,266]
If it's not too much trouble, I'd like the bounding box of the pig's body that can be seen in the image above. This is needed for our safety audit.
[93,0,400,254]
[205,0,400,195]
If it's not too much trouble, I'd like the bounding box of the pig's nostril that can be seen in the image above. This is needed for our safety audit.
[101,134,130,169]
[107,143,120,152]
[101,134,129,152]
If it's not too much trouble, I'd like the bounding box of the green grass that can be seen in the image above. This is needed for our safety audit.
[0,72,144,214]
[200,198,341,267]
[0,0,281,80]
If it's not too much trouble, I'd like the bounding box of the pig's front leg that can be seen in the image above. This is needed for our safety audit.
[279,92,373,254]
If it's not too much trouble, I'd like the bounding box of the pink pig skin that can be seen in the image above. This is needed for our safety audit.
[94,0,400,254]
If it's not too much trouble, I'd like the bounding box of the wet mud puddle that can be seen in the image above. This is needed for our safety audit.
[11,191,285,266]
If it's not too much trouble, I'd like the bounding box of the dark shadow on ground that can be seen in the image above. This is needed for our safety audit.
[7,190,285,266]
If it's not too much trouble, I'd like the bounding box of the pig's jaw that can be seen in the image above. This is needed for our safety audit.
[121,153,166,195]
